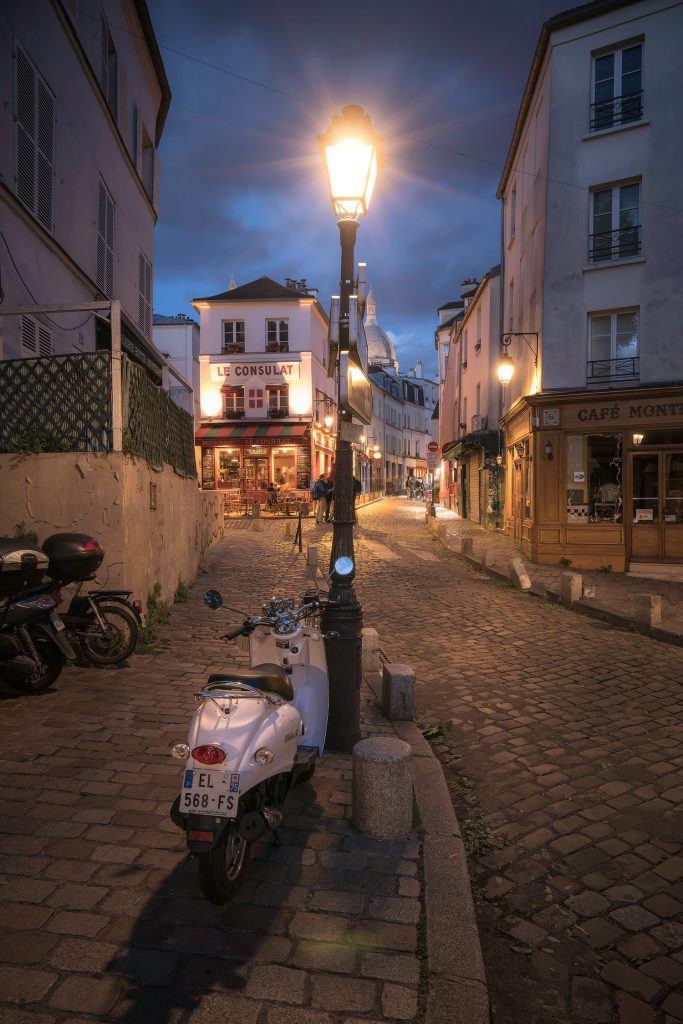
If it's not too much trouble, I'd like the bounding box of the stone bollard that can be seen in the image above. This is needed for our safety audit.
[361,627,380,675]
[252,500,260,518]
[306,544,318,568]
[461,537,474,557]
[632,594,662,628]
[483,546,496,567]
[352,736,412,840]
[284,519,292,538]
[382,663,415,721]
[510,557,531,591]
[560,572,582,606]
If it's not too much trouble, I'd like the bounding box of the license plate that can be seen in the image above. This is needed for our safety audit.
[50,612,65,633]
[180,769,240,818]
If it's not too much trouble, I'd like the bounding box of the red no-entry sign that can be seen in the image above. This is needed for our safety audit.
[427,441,439,453]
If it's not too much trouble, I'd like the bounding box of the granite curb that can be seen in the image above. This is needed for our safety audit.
[365,675,491,1024]
[428,514,683,649]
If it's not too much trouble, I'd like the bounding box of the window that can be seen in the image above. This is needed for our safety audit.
[509,187,516,238]
[475,383,481,418]
[475,306,482,350]
[267,385,288,416]
[15,45,55,233]
[588,310,638,384]
[137,250,151,338]
[141,127,154,201]
[96,177,114,297]
[462,330,468,368]
[462,397,467,432]
[21,314,52,357]
[590,182,640,262]
[100,14,118,119]
[266,319,288,352]
[223,385,244,416]
[508,280,514,332]
[591,43,642,131]
[566,434,622,523]
[223,321,245,353]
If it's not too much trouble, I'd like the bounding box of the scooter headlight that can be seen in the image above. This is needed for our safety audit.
[171,743,190,760]
[254,747,274,765]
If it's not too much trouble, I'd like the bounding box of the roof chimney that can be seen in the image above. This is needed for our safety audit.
[415,359,423,378]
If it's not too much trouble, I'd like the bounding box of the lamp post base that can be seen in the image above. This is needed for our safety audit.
[321,593,362,752]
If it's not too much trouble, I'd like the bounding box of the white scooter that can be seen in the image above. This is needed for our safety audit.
[169,556,353,904]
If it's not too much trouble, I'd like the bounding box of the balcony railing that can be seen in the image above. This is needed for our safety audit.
[268,406,289,418]
[588,225,641,263]
[587,356,639,386]
[222,343,245,355]
[589,91,643,132]
[224,406,245,418]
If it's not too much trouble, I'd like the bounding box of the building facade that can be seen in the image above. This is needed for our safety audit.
[498,0,683,569]
[193,276,336,495]
[0,0,170,362]
[153,313,200,419]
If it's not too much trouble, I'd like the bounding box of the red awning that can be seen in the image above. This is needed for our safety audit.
[195,422,310,447]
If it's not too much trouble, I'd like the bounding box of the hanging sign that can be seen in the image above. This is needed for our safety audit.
[339,352,372,425]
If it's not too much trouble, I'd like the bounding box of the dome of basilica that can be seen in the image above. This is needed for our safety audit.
[364,288,398,370]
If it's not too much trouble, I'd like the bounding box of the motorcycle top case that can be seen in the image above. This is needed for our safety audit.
[0,539,49,595]
[42,533,104,582]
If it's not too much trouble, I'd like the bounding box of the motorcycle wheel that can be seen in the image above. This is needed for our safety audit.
[4,636,63,694]
[198,822,250,905]
[81,603,138,665]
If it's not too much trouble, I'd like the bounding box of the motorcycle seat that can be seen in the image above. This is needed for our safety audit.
[207,663,294,701]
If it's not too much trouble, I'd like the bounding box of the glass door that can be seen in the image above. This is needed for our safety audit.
[631,453,659,559]
[663,452,683,558]
[244,458,269,492]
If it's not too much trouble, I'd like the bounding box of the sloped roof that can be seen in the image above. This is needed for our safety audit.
[192,276,314,304]
[153,313,198,326]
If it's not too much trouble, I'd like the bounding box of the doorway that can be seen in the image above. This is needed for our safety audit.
[630,450,683,561]
[511,453,523,544]
[244,457,269,491]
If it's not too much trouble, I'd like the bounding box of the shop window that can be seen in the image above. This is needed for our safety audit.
[272,448,296,489]
[223,385,244,417]
[631,428,683,447]
[665,453,683,524]
[267,319,289,352]
[566,433,622,523]
[223,321,245,353]
[267,385,289,417]
[217,449,240,487]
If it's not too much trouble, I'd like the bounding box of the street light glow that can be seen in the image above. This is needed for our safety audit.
[318,105,381,220]
[497,352,514,385]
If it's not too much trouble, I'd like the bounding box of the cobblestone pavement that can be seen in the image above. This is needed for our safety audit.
[314,498,683,1024]
[0,521,421,1024]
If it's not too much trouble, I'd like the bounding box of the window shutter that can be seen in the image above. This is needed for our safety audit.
[100,15,108,93]
[97,177,114,297]
[21,314,37,355]
[16,46,36,215]
[38,324,52,356]
[138,250,152,338]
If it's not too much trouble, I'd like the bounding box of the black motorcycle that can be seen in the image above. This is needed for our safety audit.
[59,584,141,666]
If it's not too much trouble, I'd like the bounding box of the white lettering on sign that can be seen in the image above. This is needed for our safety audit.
[209,362,300,383]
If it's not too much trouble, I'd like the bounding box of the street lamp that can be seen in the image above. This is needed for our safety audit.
[497,333,539,386]
[318,104,381,752]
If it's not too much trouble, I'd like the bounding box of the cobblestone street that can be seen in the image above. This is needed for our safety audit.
[0,519,420,1024]
[339,498,682,1024]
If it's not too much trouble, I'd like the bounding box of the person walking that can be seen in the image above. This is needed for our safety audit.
[310,473,327,524]
[323,474,334,523]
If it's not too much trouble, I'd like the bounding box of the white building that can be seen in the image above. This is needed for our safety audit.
[498,0,683,570]
[153,313,200,419]
[193,276,336,494]
[0,1,170,368]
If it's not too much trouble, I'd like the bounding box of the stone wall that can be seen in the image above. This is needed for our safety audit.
[0,452,223,606]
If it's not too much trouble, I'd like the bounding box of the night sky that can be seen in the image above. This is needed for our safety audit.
[149,0,562,378]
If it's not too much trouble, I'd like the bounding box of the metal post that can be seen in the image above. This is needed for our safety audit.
[110,300,123,453]
[321,218,362,752]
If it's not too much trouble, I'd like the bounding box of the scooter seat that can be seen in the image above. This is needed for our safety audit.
[207,663,294,701]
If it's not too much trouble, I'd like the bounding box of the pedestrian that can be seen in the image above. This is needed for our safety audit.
[324,475,334,522]
[310,473,327,524]
[266,481,278,510]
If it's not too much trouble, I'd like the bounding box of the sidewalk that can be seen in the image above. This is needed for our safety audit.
[428,506,683,642]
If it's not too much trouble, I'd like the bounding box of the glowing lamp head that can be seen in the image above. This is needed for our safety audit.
[633,432,644,445]
[497,353,515,386]
[373,450,382,460]
[323,413,334,429]
[201,390,223,418]
[318,105,382,220]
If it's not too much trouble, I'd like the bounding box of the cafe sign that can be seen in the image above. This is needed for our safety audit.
[562,397,683,429]
[210,361,301,382]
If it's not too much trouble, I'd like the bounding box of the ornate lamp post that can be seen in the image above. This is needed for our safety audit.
[317,105,381,751]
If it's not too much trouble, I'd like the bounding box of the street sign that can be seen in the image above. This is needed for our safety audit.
[426,451,440,470]
[339,351,372,425]
[326,296,340,379]
[340,421,367,443]
[427,441,439,453]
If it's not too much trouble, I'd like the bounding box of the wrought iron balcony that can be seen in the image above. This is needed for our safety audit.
[589,91,643,132]
[268,406,289,418]
[587,356,639,386]
[588,225,641,263]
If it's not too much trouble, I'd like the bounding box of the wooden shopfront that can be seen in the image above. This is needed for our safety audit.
[501,386,683,571]
[195,422,312,493]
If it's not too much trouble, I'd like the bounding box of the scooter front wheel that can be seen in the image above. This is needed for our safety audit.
[197,822,250,904]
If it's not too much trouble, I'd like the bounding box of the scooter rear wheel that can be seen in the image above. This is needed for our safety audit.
[4,634,63,694]
[198,822,250,904]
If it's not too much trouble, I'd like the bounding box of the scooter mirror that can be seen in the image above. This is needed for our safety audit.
[333,556,354,578]
[204,589,223,610]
